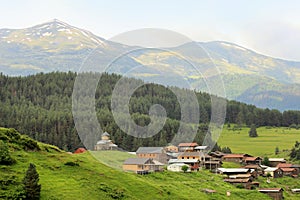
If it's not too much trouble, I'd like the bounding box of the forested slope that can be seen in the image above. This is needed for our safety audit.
[1,72,300,151]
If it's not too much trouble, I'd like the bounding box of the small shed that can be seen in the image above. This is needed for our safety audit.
[224,178,252,189]
[74,147,87,154]
[258,188,284,200]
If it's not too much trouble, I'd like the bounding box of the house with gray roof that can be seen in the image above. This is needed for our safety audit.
[136,147,168,164]
[123,158,164,173]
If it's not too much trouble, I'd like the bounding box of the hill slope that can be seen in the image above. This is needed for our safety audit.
[0,127,273,200]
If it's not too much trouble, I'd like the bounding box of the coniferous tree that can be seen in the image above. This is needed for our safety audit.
[275,146,279,155]
[23,163,41,200]
[248,124,258,137]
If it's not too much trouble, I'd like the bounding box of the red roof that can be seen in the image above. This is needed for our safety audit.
[281,168,296,172]
[277,163,293,168]
[245,157,260,161]
[223,154,244,158]
[178,143,198,147]
[74,148,87,154]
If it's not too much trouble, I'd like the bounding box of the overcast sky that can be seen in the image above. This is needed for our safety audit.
[1,0,300,61]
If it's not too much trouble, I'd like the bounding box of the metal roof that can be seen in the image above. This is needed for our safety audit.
[168,159,199,164]
[194,146,208,150]
[269,158,286,162]
[258,188,283,192]
[102,132,110,136]
[264,167,280,172]
[217,168,250,173]
[136,147,164,154]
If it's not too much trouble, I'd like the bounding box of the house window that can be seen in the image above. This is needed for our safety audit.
[182,157,184,159]
[193,157,195,159]
[187,157,189,159]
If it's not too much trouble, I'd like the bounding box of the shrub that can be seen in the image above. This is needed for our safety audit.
[64,161,79,166]
[0,141,16,165]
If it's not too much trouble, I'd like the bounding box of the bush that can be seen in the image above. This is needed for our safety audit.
[64,161,79,166]
[0,141,16,165]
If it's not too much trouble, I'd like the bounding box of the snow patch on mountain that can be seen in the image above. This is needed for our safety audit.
[221,42,247,51]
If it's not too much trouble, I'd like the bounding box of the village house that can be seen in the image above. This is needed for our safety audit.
[268,158,286,167]
[194,146,208,153]
[243,156,262,165]
[178,151,200,160]
[209,151,226,160]
[263,167,283,178]
[203,160,222,171]
[258,188,284,200]
[136,147,168,164]
[224,178,253,189]
[243,164,263,177]
[276,163,299,177]
[217,168,251,176]
[168,159,200,171]
[281,168,298,177]
[94,132,118,151]
[178,142,198,152]
[165,145,178,153]
[222,154,252,163]
[123,158,164,174]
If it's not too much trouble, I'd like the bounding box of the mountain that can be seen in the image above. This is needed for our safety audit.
[1,19,300,111]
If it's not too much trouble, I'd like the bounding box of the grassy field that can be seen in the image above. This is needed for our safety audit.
[0,127,272,200]
[218,126,300,157]
[2,127,300,199]
[90,150,136,170]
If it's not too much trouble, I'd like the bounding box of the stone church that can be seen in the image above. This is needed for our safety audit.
[94,132,118,151]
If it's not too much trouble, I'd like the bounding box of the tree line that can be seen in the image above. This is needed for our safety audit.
[1,72,300,151]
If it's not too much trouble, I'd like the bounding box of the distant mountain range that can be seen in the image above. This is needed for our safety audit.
[1,19,300,111]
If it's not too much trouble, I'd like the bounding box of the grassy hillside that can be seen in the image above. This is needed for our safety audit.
[90,150,136,170]
[0,127,273,200]
[218,126,300,157]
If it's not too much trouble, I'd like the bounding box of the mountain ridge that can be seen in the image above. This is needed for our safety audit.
[0,19,300,111]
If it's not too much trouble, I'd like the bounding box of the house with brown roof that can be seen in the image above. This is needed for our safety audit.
[244,156,262,165]
[258,188,284,200]
[243,164,263,177]
[123,158,164,173]
[209,151,226,160]
[136,147,168,164]
[224,178,253,189]
[178,151,200,160]
[178,142,198,152]
[281,168,298,177]
[268,158,286,167]
[222,154,252,163]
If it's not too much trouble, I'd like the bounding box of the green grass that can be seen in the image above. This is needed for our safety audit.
[0,127,273,200]
[90,150,136,170]
[218,126,300,157]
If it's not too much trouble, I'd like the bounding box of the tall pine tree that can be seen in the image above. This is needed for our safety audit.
[23,163,41,200]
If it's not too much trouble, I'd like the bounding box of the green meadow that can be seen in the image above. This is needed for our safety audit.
[218,126,300,157]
